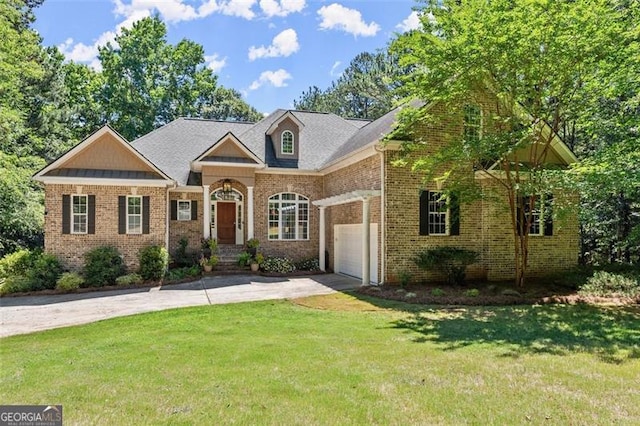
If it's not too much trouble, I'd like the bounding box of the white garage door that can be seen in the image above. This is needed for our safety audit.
[334,223,378,283]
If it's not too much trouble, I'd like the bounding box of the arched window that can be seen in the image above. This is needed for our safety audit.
[281,130,294,155]
[268,193,309,240]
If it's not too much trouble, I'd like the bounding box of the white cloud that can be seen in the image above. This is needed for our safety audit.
[113,0,197,24]
[219,0,257,19]
[396,11,421,32]
[249,69,292,90]
[329,60,341,76]
[248,28,299,61]
[259,0,305,17]
[317,3,380,37]
[204,54,227,72]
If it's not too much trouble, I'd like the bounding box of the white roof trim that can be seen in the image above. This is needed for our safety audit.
[266,111,305,135]
[313,190,381,207]
[33,125,172,181]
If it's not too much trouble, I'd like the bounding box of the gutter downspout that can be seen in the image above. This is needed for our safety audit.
[377,149,386,285]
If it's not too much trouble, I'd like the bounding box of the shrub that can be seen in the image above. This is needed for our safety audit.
[165,266,201,282]
[431,288,445,296]
[56,272,84,291]
[413,247,479,285]
[30,253,63,290]
[139,245,168,281]
[464,289,480,297]
[237,251,252,267]
[116,273,143,286]
[579,271,640,298]
[83,246,125,287]
[0,276,33,295]
[261,257,296,274]
[173,237,196,267]
[295,257,320,272]
[0,249,37,278]
[398,270,412,288]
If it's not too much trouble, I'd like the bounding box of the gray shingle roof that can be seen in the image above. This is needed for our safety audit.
[131,108,404,185]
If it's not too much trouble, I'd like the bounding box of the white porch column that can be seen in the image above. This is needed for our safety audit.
[362,197,371,286]
[319,206,326,272]
[247,186,254,240]
[202,185,211,239]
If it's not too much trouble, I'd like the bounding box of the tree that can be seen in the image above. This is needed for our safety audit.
[294,51,401,120]
[390,0,632,285]
[98,16,260,140]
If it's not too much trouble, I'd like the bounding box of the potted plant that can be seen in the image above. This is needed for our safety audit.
[250,252,264,272]
[246,238,259,257]
[200,255,218,272]
[201,238,218,258]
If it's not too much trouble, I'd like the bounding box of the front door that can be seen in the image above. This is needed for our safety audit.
[217,202,236,244]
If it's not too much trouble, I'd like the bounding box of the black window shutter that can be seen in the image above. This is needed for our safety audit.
[449,192,460,235]
[191,200,198,221]
[118,196,126,234]
[62,195,70,234]
[88,195,96,234]
[170,200,177,221]
[544,194,553,236]
[142,196,150,234]
[419,190,430,236]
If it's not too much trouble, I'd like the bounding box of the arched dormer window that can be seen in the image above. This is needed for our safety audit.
[281,130,294,155]
[268,193,309,240]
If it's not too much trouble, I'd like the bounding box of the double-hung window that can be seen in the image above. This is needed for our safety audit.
[177,200,191,221]
[71,195,88,234]
[127,196,142,234]
[519,195,553,236]
[268,193,309,240]
[427,191,449,235]
[463,104,482,142]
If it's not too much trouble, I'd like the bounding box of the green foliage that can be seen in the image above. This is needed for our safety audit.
[56,272,84,291]
[413,247,479,285]
[246,238,260,249]
[294,257,320,272]
[431,288,445,297]
[254,252,265,266]
[0,153,45,257]
[294,51,402,119]
[139,245,168,281]
[115,273,143,286]
[165,266,200,282]
[578,271,640,298]
[464,289,480,298]
[83,246,125,287]
[398,270,412,288]
[237,251,252,267]
[29,253,63,290]
[0,275,33,295]
[98,16,260,140]
[0,248,36,278]
[199,255,218,268]
[173,237,197,267]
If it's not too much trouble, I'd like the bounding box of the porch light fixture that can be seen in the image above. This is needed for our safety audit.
[222,179,232,194]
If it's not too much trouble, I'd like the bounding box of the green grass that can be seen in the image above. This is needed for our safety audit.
[1,294,639,425]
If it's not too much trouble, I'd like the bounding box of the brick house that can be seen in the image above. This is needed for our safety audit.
[33,97,579,284]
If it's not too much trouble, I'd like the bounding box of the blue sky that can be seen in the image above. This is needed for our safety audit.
[34,0,421,114]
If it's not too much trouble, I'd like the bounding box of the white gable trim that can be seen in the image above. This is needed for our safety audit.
[266,111,305,135]
[33,125,173,182]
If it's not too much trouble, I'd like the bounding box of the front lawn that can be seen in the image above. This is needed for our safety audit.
[1,294,639,424]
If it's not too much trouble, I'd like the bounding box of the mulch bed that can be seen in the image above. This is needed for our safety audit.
[356,281,640,307]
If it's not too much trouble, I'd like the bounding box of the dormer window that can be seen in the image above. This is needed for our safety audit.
[281,130,294,155]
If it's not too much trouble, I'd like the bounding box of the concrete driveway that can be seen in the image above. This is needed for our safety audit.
[0,274,358,338]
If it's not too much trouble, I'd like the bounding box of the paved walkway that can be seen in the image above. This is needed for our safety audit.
[0,274,358,338]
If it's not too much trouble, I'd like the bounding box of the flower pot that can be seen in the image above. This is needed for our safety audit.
[203,265,213,272]
[250,263,259,272]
